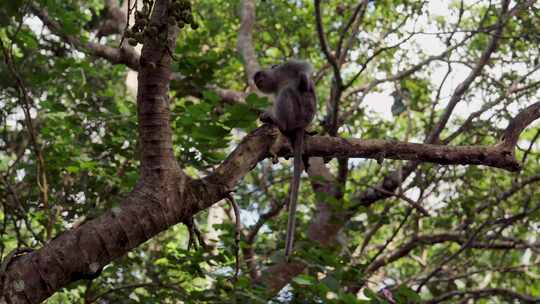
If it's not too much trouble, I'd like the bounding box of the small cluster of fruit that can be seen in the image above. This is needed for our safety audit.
[125,0,197,47]
[167,0,198,30]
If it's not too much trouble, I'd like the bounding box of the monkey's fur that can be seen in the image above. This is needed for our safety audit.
[253,60,316,259]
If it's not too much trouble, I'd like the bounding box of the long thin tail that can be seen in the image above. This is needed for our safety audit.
[285,129,304,259]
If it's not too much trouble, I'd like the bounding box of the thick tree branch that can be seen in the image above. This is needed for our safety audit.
[135,0,180,178]
[305,137,520,171]
[2,181,188,302]
[265,98,540,172]
[30,3,140,71]
[205,85,247,104]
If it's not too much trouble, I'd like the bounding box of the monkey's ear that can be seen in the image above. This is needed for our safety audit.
[298,73,314,92]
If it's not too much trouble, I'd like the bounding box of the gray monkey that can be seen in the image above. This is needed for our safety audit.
[253,60,317,259]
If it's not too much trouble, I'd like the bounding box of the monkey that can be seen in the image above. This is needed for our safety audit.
[253,60,317,259]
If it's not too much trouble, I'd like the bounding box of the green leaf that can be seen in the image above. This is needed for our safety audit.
[0,0,23,25]
[364,288,379,300]
[245,93,270,108]
[223,104,258,129]
[293,274,315,286]
[192,125,230,140]
[202,90,220,105]
[394,285,421,303]
[322,275,340,291]
[67,166,80,174]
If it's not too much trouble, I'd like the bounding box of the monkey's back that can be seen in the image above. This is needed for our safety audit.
[275,83,316,133]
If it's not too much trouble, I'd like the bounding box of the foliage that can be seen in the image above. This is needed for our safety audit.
[1,0,539,303]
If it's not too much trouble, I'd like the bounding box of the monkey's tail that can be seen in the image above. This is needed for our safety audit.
[285,128,304,259]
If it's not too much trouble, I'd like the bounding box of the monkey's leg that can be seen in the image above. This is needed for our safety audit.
[302,131,314,170]
[302,155,310,172]
[269,132,287,164]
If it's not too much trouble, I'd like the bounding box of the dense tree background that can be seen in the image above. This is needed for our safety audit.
[1,0,540,303]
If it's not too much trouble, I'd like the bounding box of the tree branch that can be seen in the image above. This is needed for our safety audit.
[32,2,245,107]
[305,137,520,171]
[314,0,342,88]
[501,101,540,151]
[426,0,511,143]
[336,0,369,64]
[135,0,181,178]
[366,232,539,274]
[30,3,140,71]
[237,0,260,90]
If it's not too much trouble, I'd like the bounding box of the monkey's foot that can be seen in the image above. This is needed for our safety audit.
[270,152,279,164]
[302,155,310,171]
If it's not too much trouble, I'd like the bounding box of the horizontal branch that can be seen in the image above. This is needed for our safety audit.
[277,101,540,172]
[205,101,540,210]
[30,4,140,70]
[204,85,247,104]
[305,137,519,171]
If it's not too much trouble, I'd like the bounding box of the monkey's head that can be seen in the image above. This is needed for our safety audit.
[253,60,313,94]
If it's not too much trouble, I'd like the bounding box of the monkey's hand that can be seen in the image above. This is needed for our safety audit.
[259,111,274,124]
